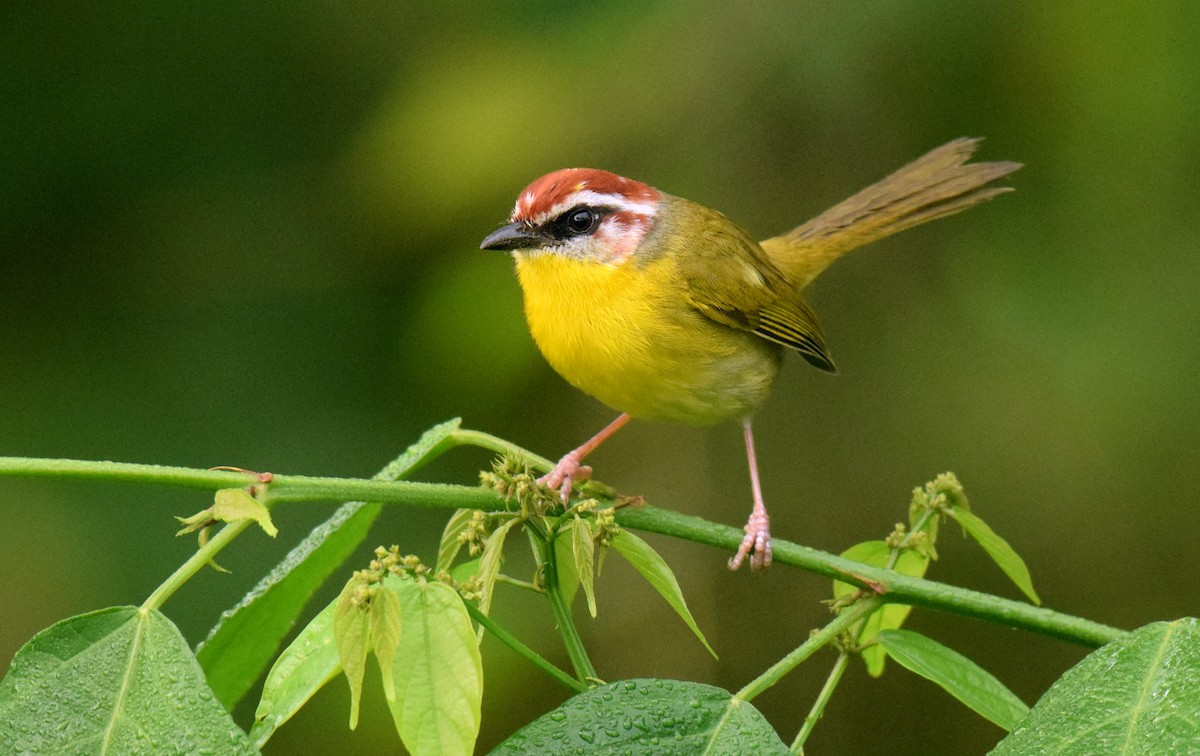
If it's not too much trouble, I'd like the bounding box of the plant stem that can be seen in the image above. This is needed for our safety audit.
[704,600,877,753]
[463,601,586,694]
[0,457,500,508]
[0,457,259,489]
[544,569,597,684]
[737,598,881,702]
[0,452,1125,648]
[790,512,934,752]
[527,518,597,684]
[141,520,252,612]
[494,574,542,592]
[615,506,1123,648]
[447,429,555,472]
[265,477,499,507]
[791,652,850,754]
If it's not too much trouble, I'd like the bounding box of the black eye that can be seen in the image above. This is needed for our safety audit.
[559,206,602,237]
[566,208,595,233]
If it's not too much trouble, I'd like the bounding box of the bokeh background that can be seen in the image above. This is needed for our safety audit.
[3,2,1198,753]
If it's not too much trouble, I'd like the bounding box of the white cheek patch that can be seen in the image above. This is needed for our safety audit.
[594,217,650,263]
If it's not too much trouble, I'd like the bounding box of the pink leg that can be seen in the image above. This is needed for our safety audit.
[540,413,632,502]
[729,418,773,570]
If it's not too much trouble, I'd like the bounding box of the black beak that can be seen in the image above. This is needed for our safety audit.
[480,222,547,251]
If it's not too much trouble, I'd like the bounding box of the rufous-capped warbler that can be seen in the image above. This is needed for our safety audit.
[481,138,1020,570]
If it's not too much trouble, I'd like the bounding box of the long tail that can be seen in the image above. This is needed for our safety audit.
[760,138,1022,288]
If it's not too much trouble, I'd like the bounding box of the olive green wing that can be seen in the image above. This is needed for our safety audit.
[753,298,836,372]
[674,199,837,373]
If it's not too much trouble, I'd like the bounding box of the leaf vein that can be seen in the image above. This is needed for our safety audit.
[99,612,146,755]
[1117,622,1178,755]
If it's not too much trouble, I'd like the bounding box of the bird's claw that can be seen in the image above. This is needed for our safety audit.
[538,453,593,503]
[728,509,772,571]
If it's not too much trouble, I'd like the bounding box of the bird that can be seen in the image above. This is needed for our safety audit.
[481,138,1021,570]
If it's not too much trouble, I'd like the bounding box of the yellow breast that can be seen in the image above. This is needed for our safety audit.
[514,253,781,425]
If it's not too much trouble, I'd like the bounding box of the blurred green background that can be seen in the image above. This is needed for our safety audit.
[2,1,1198,753]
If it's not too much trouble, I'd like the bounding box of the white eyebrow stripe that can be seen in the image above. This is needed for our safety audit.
[528,190,658,226]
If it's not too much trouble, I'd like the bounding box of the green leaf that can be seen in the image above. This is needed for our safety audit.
[197,499,379,710]
[570,517,598,618]
[213,487,278,537]
[946,505,1040,605]
[494,678,786,754]
[450,557,481,585]
[832,540,929,676]
[994,618,1200,754]
[611,531,716,658]
[553,520,580,607]
[197,418,462,709]
[596,538,612,577]
[333,581,371,729]
[437,508,477,573]
[371,586,403,701]
[251,598,341,748]
[477,517,518,618]
[384,576,483,756]
[877,629,1029,730]
[0,607,255,754]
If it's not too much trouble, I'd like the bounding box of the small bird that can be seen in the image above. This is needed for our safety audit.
[482,139,1020,570]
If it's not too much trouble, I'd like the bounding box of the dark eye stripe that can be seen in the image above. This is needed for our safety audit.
[547,205,606,239]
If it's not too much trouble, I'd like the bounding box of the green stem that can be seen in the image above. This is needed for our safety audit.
[791,652,850,754]
[737,598,881,702]
[0,457,501,508]
[265,477,499,507]
[703,600,877,754]
[531,520,597,684]
[545,565,596,683]
[447,429,555,472]
[463,601,586,694]
[141,520,252,612]
[0,452,1125,649]
[0,457,259,489]
[789,516,930,752]
[494,574,542,592]
[615,506,1123,648]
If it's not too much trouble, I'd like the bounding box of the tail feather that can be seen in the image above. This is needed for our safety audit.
[761,138,1022,288]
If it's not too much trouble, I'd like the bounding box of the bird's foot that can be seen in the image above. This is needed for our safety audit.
[538,452,593,503]
[728,508,772,571]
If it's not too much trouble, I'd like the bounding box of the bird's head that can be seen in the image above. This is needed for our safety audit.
[480,168,661,264]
